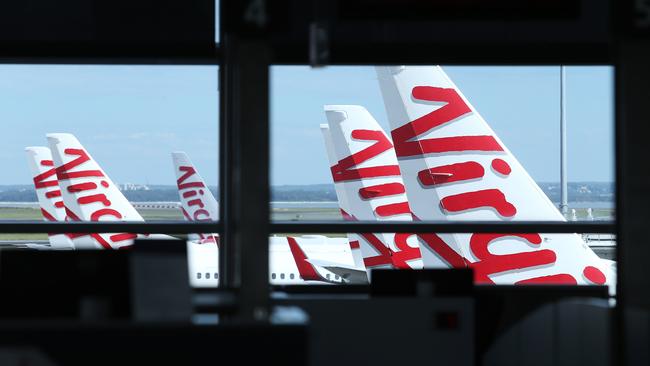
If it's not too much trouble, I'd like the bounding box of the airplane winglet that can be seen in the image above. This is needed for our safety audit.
[287,237,323,281]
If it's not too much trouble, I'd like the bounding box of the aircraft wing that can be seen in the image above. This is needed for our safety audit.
[306,258,368,284]
[24,243,53,250]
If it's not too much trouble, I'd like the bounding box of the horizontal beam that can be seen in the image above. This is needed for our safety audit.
[0,220,616,234]
[0,221,221,234]
[271,221,616,234]
[0,43,220,64]
[272,43,614,65]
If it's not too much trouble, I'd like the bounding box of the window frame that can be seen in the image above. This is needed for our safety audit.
[0,0,620,324]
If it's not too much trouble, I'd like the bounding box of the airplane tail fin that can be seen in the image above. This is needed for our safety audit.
[171,152,219,222]
[322,106,422,270]
[46,133,142,249]
[25,146,74,249]
[375,66,611,286]
[25,146,67,222]
[171,152,219,245]
[320,124,364,270]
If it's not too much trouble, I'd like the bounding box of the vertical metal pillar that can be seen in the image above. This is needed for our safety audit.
[219,39,232,291]
[220,35,270,322]
[560,66,569,217]
[618,39,650,366]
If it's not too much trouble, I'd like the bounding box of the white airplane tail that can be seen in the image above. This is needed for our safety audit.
[376,66,611,286]
[25,146,74,249]
[47,133,142,249]
[321,106,422,270]
[171,151,219,244]
[320,124,365,270]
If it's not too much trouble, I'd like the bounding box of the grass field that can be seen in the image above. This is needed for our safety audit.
[0,207,186,240]
[0,205,615,241]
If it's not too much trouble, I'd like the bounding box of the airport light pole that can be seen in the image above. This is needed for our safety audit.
[560,66,569,217]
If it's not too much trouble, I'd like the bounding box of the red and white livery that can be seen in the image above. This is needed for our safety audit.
[321,105,422,271]
[47,133,141,249]
[25,146,75,249]
[171,151,366,286]
[376,66,615,287]
[172,151,219,245]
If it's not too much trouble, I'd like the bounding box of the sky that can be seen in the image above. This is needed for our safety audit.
[272,65,614,185]
[0,65,613,186]
[0,65,219,186]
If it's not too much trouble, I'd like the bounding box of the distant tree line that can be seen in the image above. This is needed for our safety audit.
[0,182,614,203]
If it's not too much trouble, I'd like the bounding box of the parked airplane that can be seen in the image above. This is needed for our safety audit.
[374,65,615,287]
[321,106,422,272]
[171,151,220,246]
[171,151,366,286]
[47,133,151,249]
[24,136,363,287]
[20,65,616,290]
[25,135,230,288]
[25,146,75,250]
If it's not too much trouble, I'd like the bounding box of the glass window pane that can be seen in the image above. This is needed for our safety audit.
[0,65,219,236]
[0,65,221,293]
[269,65,615,287]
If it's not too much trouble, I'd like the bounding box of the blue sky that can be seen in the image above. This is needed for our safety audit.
[272,66,614,185]
[0,65,613,186]
[0,65,219,186]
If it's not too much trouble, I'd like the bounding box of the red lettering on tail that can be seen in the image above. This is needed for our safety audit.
[45,190,62,198]
[40,208,57,222]
[183,190,198,198]
[331,130,401,182]
[33,160,67,217]
[177,166,206,190]
[67,182,97,193]
[56,149,103,181]
[181,207,192,221]
[469,233,565,283]
[418,233,468,268]
[375,202,411,218]
[392,86,502,157]
[441,189,517,217]
[90,208,122,221]
[583,266,607,285]
[193,209,211,221]
[391,233,422,269]
[340,209,415,268]
[417,136,503,155]
[359,183,406,199]
[419,161,484,187]
[109,233,138,243]
[516,274,577,285]
[359,233,394,268]
[340,209,354,221]
[78,194,111,207]
[491,159,511,176]
[188,199,205,208]
[33,160,59,189]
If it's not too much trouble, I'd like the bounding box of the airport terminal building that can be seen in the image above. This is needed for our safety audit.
[0,1,648,365]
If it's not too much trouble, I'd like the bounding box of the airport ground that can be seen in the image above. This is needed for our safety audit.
[0,206,615,241]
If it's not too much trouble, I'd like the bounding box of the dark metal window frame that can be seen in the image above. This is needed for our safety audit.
[0,0,619,323]
[0,220,615,235]
[0,53,618,320]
